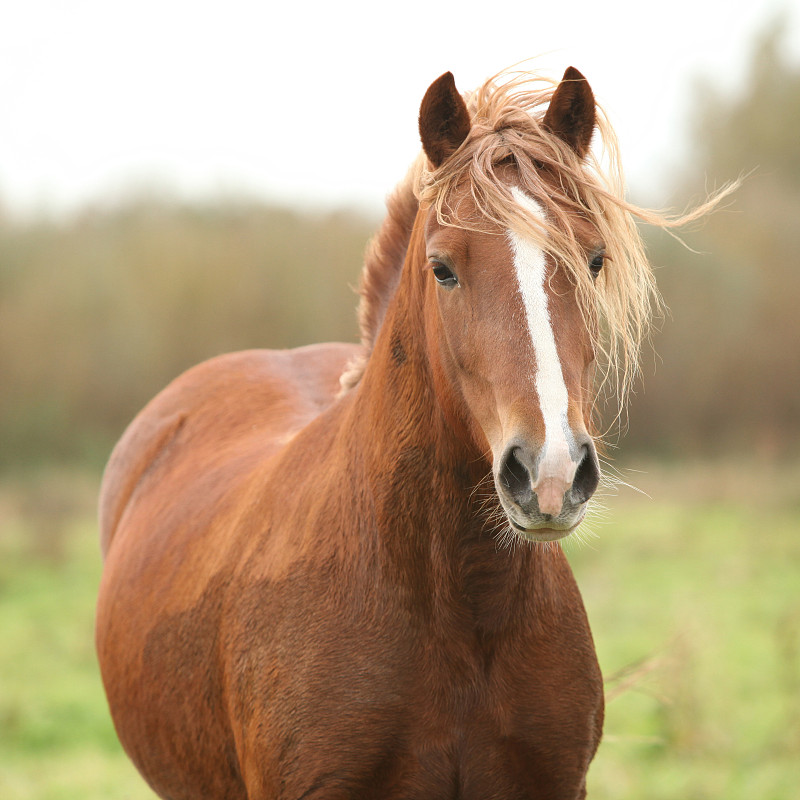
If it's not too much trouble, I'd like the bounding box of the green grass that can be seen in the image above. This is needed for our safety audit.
[573,460,800,799]
[0,472,155,799]
[0,463,798,798]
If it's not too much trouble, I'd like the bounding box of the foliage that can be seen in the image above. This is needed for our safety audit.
[1,464,798,798]
[627,18,800,455]
[0,197,374,471]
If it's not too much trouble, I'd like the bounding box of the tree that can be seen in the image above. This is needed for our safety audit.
[626,17,800,457]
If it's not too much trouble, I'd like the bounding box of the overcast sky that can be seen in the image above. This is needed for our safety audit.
[1,0,797,218]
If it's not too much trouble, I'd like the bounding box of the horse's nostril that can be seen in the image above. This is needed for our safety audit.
[571,444,600,504]
[500,446,533,505]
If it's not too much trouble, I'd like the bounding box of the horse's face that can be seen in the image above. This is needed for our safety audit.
[419,71,601,542]
[421,183,601,541]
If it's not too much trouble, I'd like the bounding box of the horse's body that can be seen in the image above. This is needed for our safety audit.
[97,68,660,799]
[97,339,601,799]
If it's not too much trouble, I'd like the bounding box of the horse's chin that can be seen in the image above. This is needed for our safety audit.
[509,521,573,543]
[505,505,587,543]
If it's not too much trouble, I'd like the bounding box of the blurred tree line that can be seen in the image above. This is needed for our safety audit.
[627,19,800,457]
[0,199,374,470]
[1,20,798,473]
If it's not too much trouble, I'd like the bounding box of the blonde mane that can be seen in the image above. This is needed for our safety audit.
[344,67,730,416]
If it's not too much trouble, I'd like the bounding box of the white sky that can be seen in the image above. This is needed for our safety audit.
[1,0,797,218]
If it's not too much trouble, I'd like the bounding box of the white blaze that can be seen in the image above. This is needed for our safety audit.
[507,187,576,495]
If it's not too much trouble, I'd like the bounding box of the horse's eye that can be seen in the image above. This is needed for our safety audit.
[431,262,459,288]
[589,253,605,278]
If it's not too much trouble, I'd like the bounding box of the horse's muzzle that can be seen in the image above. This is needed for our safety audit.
[495,434,600,540]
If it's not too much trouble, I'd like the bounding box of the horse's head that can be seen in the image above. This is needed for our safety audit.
[415,68,622,543]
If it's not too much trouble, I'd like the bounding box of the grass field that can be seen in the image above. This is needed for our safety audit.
[1,461,798,799]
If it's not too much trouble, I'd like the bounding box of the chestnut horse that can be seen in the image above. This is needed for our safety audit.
[97,68,661,799]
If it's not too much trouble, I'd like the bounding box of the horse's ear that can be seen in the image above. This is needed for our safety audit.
[543,67,596,159]
[419,72,471,168]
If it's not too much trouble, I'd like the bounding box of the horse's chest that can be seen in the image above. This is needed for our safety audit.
[269,680,598,800]
[383,696,596,800]
[252,629,601,800]
[400,657,599,799]
[228,564,602,799]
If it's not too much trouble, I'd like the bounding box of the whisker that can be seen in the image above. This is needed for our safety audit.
[595,456,650,499]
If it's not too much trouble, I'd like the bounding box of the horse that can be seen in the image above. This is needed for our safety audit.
[96,67,665,799]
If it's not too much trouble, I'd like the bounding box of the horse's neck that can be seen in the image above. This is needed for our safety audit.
[342,235,543,631]
[353,225,481,505]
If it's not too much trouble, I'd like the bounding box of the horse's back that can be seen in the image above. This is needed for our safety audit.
[98,342,357,558]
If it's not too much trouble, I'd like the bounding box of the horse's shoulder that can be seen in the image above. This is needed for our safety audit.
[99,343,360,557]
